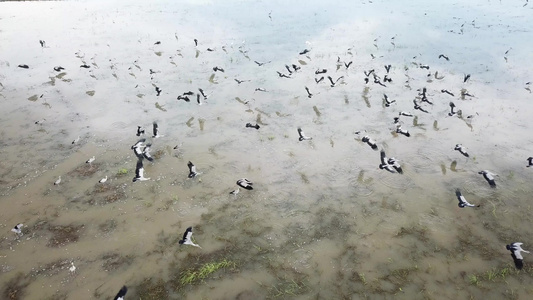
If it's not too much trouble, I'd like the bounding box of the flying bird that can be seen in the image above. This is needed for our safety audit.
[18,64,29,69]
[237,178,253,190]
[99,176,108,183]
[379,150,396,173]
[213,66,225,72]
[438,54,450,61]
[113,286,128,300]
[327,76,344,87]
[315,69,327,74]
[133,159,150,182]
[152,122,160,138]
[305,86,313,98]
[387,157,403,174]
[80,64,90,68]
[455,188,479,207]
[179,226,201,248]
[478,170,497,188]
[299,49,310,55]
[297,128,312,141]
[361,136,378,150]
[136,126,145,136]
[315,76,324,84]
[527,157,533,167]
[448,102,457,116]
[396,125,410,137]
[187,161,199,178]
[254,60,271,66]
[246,123,260,130]
[399,112,413,117]
[464,74,471,83]
[441,89,454,96]
[143,144,154,162]
[383,94,396,107]
[53,66,65,72]
[230,187,240,196]
[506,242,529,269]
[385,64,392,73]
[86,156,95,164]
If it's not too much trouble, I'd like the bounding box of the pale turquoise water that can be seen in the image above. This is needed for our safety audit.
[1,0,533,299]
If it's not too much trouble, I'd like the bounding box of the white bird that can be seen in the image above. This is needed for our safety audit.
[179,226,201,248]
[11,223,23,236]
[230,187,240,196]
[86,156,95,164]
[143,144,154,162]
[99,176,108,183]
[113,286,128,300]
[455,188,479,208]
[69,262,76,272]
[54,176,61,185]
[237,178,253,190]
[133,159,150,182]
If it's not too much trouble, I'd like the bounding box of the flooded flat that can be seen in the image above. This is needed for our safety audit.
[1,0,533,299]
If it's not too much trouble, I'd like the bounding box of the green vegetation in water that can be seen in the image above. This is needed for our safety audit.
[116,168,128,176]
[179,259,235,286]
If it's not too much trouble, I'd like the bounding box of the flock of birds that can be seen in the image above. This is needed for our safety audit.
[8,25,532,297]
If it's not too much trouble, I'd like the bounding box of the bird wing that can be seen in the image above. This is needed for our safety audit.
[297,128,304,138]
[113,286,128,300]
[153,122,158,136]
[380,150,388,165]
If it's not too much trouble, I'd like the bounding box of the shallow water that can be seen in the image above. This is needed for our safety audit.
[1,0,533,299]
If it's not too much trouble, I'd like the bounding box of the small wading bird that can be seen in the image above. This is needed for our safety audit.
[113,286,128,300]
[179,227,201,248]
[506,242,529,269]
[455,188,479,208]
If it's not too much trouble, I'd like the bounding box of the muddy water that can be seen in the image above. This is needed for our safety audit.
[1,0,533,299]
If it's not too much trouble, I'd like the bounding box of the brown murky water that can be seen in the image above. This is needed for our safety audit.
[1,0,533,299]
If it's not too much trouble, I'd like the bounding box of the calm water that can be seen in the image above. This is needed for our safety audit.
[1,0,533,299]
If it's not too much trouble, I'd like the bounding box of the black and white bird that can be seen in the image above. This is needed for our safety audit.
[136,126,145,136]
[179,226,201,248]
[506,242,529,269]
[72,136,80,145]
[254,60,271,66]
[229,187,240,196]
[396,125,410,137]
[54,176,61,185]
[152,122,160,138]
[86,156,95,164]
[526,157,533,167]
[54,66,65,72]
[11,223,23,236]
[132,139,145,158]
[155,86,162,96]
[213,66,225,72]
[297,128,312,141]
[99,176,108,183]
[113,286,128,300]
[133,159,150,182]
[454,144,469,157]
[361,136,378,150]
[237,178,253,190]
[315,69,327,74]
[399,111,413,117]
[379,150,395,173]
[478,170,497,188]
[441,89,454,96]
[448,102,457,116]
[455,188,479,208]
[187,161,199,178]
[385,64,392,73]
[383,94,396,107]
[246,123,260,130]
[387,157,403,174]
[464,74,471,83]
[143,144,154,162]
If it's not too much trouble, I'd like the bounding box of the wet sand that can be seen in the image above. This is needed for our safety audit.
[1,0,533,299]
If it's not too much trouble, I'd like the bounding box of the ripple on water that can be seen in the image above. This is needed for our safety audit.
[377,172,415,190]
[288,248,314,272]
[405,146,451,174]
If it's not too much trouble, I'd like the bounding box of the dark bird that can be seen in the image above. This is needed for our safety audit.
[213,66,225,72]
[155,86,162,96]
[237,178,253,190]
[315,69,327,74]
[438,54,449,61]
[441,89,454,96]
[315,76,324,84]
[506,243,529,269]
[198,88,208,99]
[379,150,395,173]
[413,100,429,113]
[455,188,479,208]
[305,86,313,98]
[419,64,430,70]
[448,102,457,116]
[454,144,469,157]
[478,170,497,188]
[297,128,312,141]
[177,95,191,102]
[292,64,301,72]
[194,39,198,46]
[187,161,199,178]
[284,65,293,74]
[80,64,90,68]
[276,71,291,78]
[384,64,391,73]
[133,159,150,182]
[86,156,95,164]
[327,76,344,87]
[364,77,369,84]
[18,64,29,69]
[299,49,310,55]
[399,111,413,117]
[395,125,410,137]
[152,122,160,138]
[364,69,375,77]
[461,90,474,98]
[527,157,533,167]
[464,74,471,83]
[383,75,392,83]
[387,157,403,174]
[344,61,353,69]
[254,60,271,66]
[179,226,201,248]
[383,94,396,107]
[234,79,249,84]
[182,91,194,96]
[154,41,161,45]
[361,136,378,150]
[246,123,260,130]
[196,94,203,105]
[113,286,128,300]
[39,40,45,47]
[53,66,65,72]
[136,126,145,136]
